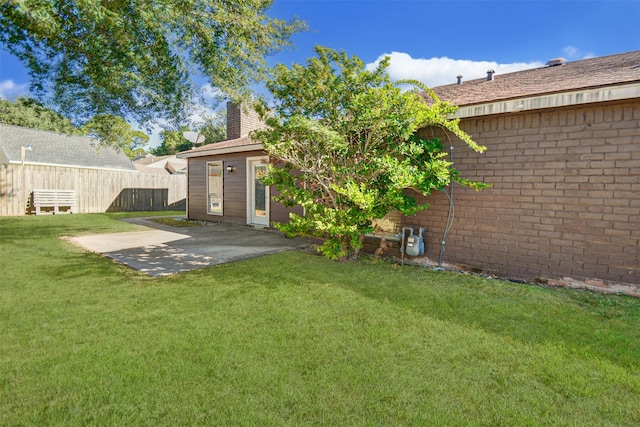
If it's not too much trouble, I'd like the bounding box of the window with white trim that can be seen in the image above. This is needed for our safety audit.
[207,161,223,215]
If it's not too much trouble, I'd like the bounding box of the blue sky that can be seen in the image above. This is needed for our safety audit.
[265,0,640,85]
[1,0,639,146]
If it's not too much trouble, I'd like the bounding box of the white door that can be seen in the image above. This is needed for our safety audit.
[247,157,269,226]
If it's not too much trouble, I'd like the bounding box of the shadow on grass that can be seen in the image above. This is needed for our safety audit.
[0,213,151,241]
[333,256,640,370]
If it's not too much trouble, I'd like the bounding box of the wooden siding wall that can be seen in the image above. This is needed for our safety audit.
[0,164,186,216]
[187,150,299,225]
[188,152,251,224]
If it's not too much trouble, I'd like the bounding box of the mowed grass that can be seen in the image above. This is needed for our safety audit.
[1,213,639,426]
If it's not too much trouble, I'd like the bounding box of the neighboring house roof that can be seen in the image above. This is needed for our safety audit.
[429,50,640,117]
[133,153,187,174]
[0,124,137,170]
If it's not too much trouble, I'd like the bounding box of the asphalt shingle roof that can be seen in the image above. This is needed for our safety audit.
[430,50,640,106]
[187,136,257,153]
[0,124,136,170]
[178,136,260,157]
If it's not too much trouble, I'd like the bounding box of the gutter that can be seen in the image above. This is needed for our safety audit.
[449,82,640,119]
[177,143,264,159]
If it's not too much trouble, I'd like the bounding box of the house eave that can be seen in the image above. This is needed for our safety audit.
[449,82,640,119]
[177,143,264,159]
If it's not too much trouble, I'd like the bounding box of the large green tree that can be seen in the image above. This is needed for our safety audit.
[197,110,227,145]
[82,114,149,159]
[152,108,226,155]
[253,47,488,260]
[0,1,305,126]
[0,96,80,134]
[151,126,193,156]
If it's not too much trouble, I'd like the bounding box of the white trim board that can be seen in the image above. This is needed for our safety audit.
[450,82,640,119]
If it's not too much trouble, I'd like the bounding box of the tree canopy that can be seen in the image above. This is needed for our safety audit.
[197,111,227,146]
[151,109,226,156]
[253,47,488,260]
[0,97,150,159]
[82,115,149,159]
[151,126,193,156]
[0,96,80,134]
[0,0,305,126]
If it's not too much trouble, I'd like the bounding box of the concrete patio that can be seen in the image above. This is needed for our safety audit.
[65,216,309,276]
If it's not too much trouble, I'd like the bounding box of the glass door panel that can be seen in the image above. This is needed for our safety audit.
[248,159,269,226]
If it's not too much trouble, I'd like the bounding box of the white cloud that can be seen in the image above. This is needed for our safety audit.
[201,83,224,101]
[0,80,29,99]
[366,52,544,87]
[563,45,579,59]
[563,46,595,60]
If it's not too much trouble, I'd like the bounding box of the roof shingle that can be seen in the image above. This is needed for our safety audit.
[430,50,640,106]
[187,136,256,153]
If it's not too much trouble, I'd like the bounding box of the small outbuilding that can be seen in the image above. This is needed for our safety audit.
[178,102,300,226]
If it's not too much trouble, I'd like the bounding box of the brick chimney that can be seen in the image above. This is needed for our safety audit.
[226,101,264,140]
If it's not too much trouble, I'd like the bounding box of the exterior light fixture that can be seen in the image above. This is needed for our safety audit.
[226,165,234,173]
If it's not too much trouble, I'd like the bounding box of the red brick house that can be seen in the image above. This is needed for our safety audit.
[180,50,640,294]
[414,50,640,293]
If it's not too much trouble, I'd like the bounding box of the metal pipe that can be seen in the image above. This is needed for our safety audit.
[400,227,413,266]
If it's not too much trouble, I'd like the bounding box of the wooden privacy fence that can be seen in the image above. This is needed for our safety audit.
[0,164,186,216]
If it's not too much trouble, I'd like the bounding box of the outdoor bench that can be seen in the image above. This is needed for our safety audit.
[31,189,77,214]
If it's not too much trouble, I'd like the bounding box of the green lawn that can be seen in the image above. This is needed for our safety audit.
[1,213,639,426]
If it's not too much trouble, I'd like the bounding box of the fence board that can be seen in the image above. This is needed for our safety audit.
[0,164,186,216]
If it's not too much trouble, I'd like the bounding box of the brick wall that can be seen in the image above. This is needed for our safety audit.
[407,101,640,288]
[226,102,265,140]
